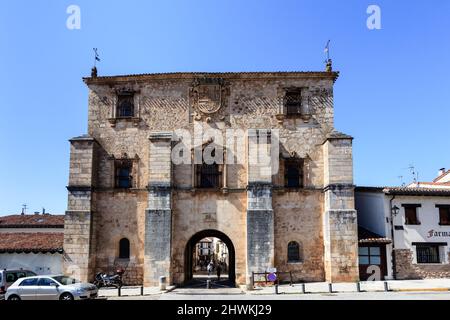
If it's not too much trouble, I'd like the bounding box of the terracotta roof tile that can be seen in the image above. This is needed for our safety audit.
[358,227,391,244]
[0,214,64,228]
[0,232,63,253]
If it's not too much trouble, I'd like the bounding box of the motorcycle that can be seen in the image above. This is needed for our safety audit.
[93,268,124,288]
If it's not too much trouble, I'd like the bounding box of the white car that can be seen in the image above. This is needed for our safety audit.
[6,275,98,300]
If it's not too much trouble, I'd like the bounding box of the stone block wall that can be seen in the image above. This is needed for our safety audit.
[395,249,450,279]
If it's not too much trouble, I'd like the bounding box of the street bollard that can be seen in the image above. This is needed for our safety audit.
[356,282,361,292]
[328,283,333,293]
[246,276,254,291]
[301,283,306,294]
[159,276,167,291]
[140,286,144,296]
[206,280,211,289]
[118,286,121,297]
[384,281,389,292]
[275,284,279,295]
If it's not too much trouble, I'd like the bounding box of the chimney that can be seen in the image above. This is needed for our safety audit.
[42,208,46,215]
[438,168,446,177]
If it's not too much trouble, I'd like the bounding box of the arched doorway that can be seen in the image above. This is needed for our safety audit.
[184,229,236,287]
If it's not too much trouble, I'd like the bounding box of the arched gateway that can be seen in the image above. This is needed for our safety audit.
[184,230,236,286]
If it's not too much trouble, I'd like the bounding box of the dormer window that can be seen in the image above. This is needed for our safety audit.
[285,90,302,116]
[117,93,135,118]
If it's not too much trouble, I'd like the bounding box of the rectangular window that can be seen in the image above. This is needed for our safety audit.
[416,245,440,263]
[437,206,450,225]
[285,90,302,115]
[284,159,303,188]
[117,93,135,118]
[196,163,221,188]
[358,246,382,265]
[115,161,133,189]
[403,205,420,225]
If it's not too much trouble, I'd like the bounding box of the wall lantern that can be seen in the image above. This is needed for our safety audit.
[391,205,400,216]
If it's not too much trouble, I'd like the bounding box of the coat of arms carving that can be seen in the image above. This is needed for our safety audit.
[190,78,229,121]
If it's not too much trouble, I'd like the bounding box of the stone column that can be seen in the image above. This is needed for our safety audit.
[63,135,98,282]
[246,129,275,283]
[143,132,173,286]
[322,133,359,282]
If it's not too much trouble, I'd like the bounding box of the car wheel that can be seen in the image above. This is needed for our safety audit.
[8,295,21,301]
[59,293,74,301]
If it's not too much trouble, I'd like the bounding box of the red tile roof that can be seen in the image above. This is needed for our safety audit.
[0,232,63,253]
[0,214,64,228]
[358,227,391,244]
[433,169,450,182]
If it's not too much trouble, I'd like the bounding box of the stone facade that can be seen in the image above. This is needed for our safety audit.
[394,249,450,280]
[63,71,359,286]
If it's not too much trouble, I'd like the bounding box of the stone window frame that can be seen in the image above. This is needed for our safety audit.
[276,86,312,123]
[402,204,421,225]
[108,88,141,127]
[191,141,225,191]
[110,153,140,189]
[287,241,303,264]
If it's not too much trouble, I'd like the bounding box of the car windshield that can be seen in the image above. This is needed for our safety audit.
[51,276,80,285]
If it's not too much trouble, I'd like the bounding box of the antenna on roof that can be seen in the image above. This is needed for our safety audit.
[397,175,405,187]
[408,164,419,183]
[21,204,27,215]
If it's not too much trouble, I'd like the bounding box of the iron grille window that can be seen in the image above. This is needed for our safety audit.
[438,206,450,225]
[119,238,130,259]
[287,241,301,262]
[284,160,303,188]
[416,245,440,264]
[115,162,132,189]
[197,163,221,188]
[117,93,134,118]
[404,205,420,225]
[285,91,302,115]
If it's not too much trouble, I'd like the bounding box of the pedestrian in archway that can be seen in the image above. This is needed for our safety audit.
[216,263,222,281]
[207,261,214,276]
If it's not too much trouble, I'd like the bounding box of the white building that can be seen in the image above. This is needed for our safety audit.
[356,168,450,280]
[0,213,64,275]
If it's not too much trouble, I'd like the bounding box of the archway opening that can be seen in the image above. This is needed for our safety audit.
[184,229,236,288]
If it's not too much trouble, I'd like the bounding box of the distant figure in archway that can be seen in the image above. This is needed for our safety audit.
[207,261,214,276]
[216,263,222,281]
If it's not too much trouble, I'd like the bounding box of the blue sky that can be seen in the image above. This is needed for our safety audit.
[0,0,449,215]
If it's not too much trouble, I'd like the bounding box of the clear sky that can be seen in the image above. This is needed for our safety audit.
[0,0,449,215]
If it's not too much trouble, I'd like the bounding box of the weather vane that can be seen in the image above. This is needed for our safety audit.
[324,40,332,71]
[93,48,101,67]
[91,48,101,77]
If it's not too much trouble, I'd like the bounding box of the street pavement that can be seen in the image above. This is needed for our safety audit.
[103,277,450,300]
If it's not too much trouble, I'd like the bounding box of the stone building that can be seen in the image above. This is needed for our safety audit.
[63,69,358,286]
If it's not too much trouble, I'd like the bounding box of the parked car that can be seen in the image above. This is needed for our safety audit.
[6,275,98,300]
[0,269,37,297]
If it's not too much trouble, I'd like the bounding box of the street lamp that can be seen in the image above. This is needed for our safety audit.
[391,205,400,216]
